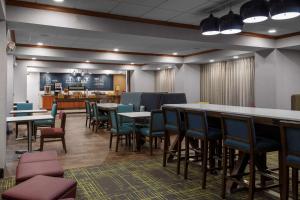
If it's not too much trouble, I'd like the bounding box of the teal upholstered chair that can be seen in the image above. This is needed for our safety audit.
[162,106,185,175]
[15,103,33,138]
[109,110,133,152]
[221,114,280,200]
[183,109,222,189]
[139,110,164,155]
[85,100,92,127]
[117,104,134,127]
[280,121,300,200]
[33,103,57,138]
[92,103,108,132]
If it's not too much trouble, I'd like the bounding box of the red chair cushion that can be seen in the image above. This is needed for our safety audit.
[16,160,64,184]
[41,128,64,137]
[2,175,76,200]
[19,151,58,164]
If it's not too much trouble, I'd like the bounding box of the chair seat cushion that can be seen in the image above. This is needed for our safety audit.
[34,119,54,126]
[2,175,77,200]
[41,128,64,137]
[287,155,300,165]
[139,127,164,137]
[224,137,280,152]
[19,151,58,164]
[186,127,222,140]
[16,160,64,184]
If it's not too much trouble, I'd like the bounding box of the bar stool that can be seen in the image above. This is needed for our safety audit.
[183,109,222,189]
[280,121,300,200]
[162,107,185,175]
[221,114,280,200]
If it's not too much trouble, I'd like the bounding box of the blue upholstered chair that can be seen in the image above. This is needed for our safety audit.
[183,110,222,189]
[221,114,280,200]
[109,110,133,152]
[33,103,57,138]
[162,106,185,175]
[139,110,164,155]
[92,103,108,132]
[15,103,33,138]
[280,121,300,200]
[85,100,92,128]
[117,104,134,127]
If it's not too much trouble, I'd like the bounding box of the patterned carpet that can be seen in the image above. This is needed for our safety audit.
[0,159,280,200]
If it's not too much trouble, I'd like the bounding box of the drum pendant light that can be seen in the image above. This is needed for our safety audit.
[240,0,269,23]
[270,0,300,20]
[220,11,244,34]
[200,14,220,35]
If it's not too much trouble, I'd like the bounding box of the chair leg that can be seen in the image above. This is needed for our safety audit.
[177,135,182,175]
[221,147,228,199]
[163,132,168,167]
[249,153,256,200]
[16,124,19,138]
[282,163,289,200]
[202,139,208,189]
[155,137,158,149]
[115,135,120,152]
[109,133,113,149]
[40,137,44,151]
[85,117,88,127]
[62,136,67,153]
[292,168,298,200]
[150,136,153,156]
[184,136,189,179]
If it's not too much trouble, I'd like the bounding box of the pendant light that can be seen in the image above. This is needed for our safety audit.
[200,14,220,35]
[240,0,269,23]
[270,0,300,20]
[220,10,244,34]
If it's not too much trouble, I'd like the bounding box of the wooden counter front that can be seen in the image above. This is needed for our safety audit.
[42,95,55,110]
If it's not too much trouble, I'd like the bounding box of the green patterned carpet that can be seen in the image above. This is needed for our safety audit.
[0,159,280,200]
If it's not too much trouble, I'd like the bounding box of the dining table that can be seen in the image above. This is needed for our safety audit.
[163,103,300,196]
[97,103,118,111]
[10,109,48,115]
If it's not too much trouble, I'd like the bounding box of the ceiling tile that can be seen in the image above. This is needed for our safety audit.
[37,0,77,8]
[168,13,202,25]
[142,8,181,21]
[122,0,167,7]
[158,0,209,12]
[75,0,120,12]
[110,3,153,17]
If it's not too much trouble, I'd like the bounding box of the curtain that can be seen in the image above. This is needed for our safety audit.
[200,57,255,107]
[155,68,175,92]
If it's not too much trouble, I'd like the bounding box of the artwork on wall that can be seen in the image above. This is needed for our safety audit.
[40,73,113,91]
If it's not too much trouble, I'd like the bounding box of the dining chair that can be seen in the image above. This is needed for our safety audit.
[85,100,91,127]
[183,109,222,189]
[92,103,108,132]
[162,106,185,175]
[109,110,133,152]
[139,110,164,155]
[40,112,67,153]
[221,113,280,200]
[117,104,134,126]
[34,103,57,138]
[15,103,33,139]
[280,121,300,200]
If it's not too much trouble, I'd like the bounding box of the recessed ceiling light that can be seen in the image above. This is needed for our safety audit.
[85,60,90,63]
[54,0,64,2]
[113,48,119,52]
[32,57,36,60]
[233,56,239,59]
[168,66,172,69]
[173,52,178,55]
[268,29,277,33]
[130,62,135,65]
[209,59,215,63]
[37,42,44,46]
[157,68,161,70]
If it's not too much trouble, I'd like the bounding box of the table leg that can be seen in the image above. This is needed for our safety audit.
[28,121,33,152]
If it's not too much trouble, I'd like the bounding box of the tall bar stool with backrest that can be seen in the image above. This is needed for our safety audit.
[183,109,222,189]
[280,121,300,200]
[34,103,57,138]
[40,112,67,153]
[15,103,33,139]
[139,110,165,155]
[162,106,185,175]
[221,114,280,200]
[109,110,133,152]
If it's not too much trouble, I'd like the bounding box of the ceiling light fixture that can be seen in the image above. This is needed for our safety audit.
[168,66,172,69]
[157,68,161,70]
[37,42,44,46]
[85,60,90,63]
[32,57,36,60]
[268,29,277,33]
[220,11,244,34]
[240,0,269,23]
[233,56,239,59]
[130,62,135,65]
[200,14,220,35]
[209,59,215,63]
[270,0,300,20]
[54,0,64,2]
[113,48,119,52]
[172,52,178,55]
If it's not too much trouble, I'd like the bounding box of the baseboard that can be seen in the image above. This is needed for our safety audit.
[0,168,3,178]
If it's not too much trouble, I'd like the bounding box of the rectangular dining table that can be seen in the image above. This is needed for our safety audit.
[163,103,300,196]
[97,103,118,111]
[6,115,53,153]
[10,109,48,115]
[118,112,151,151]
